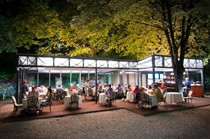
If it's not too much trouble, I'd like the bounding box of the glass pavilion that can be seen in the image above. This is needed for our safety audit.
[16,54,204,102]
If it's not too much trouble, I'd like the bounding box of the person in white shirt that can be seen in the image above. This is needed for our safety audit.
[84,80,90,99]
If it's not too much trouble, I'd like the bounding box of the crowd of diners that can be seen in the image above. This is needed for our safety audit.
[83,79,168,103]
[20,78,169,111]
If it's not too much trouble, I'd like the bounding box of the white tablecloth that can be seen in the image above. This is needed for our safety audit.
[98,93,106,104]
[148,94,157,107]
[164,92,184,104]
[22,98,43,110]
[126,92,134,102]
[64,95,82,109]
[22,99,27,110]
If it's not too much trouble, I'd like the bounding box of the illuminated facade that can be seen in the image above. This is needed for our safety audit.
[16,54,204,102]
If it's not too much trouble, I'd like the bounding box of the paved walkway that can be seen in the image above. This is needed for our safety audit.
[0,106,210,139]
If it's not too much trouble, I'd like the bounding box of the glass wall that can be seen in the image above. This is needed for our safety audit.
[81,73,88,85]
[26,71,114,89]
[188,71,201,84]
[62,73,70,89]
[39,73,49,87]
[50,73,60,88]
[71,73,79,86]
[147,73,164,86]
[27,73,37,87]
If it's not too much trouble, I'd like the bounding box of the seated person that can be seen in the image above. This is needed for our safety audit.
[141,86,157,108]
[152,84,163,102]
[105,84,114,106]
[28,86,39,99]
[147,85,154,94]
[27,86,39,112]
[56,84,63,99]
[126,85,132,93]
[103,82,109,93]
[133,85,141,102]
[97,84,103,94]
[116,84,123,94]
[40,87,53,109]
[37,85,48,98]
[160,82,167,94]
[133,85,140,95]
[70,83,77,90]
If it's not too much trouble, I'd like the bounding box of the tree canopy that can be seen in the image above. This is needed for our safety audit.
[0,0,209,61]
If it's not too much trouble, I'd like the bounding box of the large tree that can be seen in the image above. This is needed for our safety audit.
[143,0,209,93]
[70,0,209,92]
[0,0,79,55]
[1,0,209,88]
[68,0,170,59]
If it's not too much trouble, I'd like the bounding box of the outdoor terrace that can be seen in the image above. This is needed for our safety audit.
[1,96,210,123]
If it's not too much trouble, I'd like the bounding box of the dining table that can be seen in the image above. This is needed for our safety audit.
[22,97,43,110]
[164,92,184,104]
[98,93,106,104]
[64,95,82,109]
[126,91,134,102]
[146,93,157,107]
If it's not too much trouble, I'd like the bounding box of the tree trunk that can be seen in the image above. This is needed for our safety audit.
[173,60,185,96]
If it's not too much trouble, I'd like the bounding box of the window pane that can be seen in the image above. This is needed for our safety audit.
[62,73,70,89]
[39,73,49,87]
[27,73,37,86]
[50,73,60,88]
[155,73,159,79]
[71,73,79,86]
[148,74,153,79]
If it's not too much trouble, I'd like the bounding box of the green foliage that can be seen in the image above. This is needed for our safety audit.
[0,70,16,78]
[0,16,16,53]
[13,0,64,54]
[0,0,209,61]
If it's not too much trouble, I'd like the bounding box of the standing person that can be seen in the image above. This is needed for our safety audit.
[21,80,29,100]
[84,80,90,99]
[184,77,191,96]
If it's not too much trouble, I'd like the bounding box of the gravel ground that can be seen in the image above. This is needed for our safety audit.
[0,106,210,139]
[0,100,13,121]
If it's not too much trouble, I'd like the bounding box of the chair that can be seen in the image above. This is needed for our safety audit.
[109,92,116,106]
[117,89,124,98]
[56,89,63,100]
[133,92,142,109]
[69,93,79,109]
[139,93,152,108]
[11,96,22,111]
[27,96,38,114]
[40,94,52,112]
[133,93,137,108]
[183,90,193,106]
[85,88,95,100]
